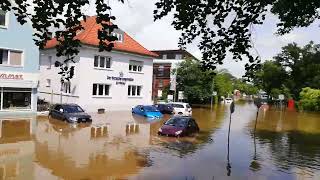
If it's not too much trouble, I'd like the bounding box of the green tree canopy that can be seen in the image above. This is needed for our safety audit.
[253,42,320,99]
[175,59,215,104]
[154,0,320,78]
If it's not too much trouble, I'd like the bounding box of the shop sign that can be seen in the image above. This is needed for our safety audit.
[107,72,134,85]
[0,73,23,80]
[178,91,184,100]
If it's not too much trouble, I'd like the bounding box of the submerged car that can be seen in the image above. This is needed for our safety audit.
[168,102,192,116]
[132,105,163,119]
[154,104,174,114]
[158,116,199,137]
[49,104,92,123]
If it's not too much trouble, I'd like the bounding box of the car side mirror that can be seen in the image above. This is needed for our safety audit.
[59,109,64,113]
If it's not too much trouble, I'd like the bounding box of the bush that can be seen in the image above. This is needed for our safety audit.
[299,87,320,111]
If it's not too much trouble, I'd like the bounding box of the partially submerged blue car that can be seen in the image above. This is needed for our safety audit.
[132,105,163,119]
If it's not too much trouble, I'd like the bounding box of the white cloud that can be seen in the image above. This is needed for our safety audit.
[85,1,320,78]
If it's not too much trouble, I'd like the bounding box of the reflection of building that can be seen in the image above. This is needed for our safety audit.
[34,112,152,179]
[0,11,39,113]
[38,16,157,112]
[0,117,36,179]
[152,49,197,99]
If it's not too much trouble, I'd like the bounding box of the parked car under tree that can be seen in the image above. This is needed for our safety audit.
[49,104,92,123]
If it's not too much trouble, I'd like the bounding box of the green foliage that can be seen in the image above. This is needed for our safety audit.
[253,42,320,101]
[214,69,234,98]
[233,79,258,95]
[176,62,258,104]
[160,84,170,100]
[154,0,320,79]
[175,59,215,104]
[299,87,320,111]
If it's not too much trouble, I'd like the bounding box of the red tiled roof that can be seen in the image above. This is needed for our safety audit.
[45,16,158,58]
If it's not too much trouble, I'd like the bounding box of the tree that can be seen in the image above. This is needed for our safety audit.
[214,69,235,98]
[1,0,124,82]
[299,87,320,111]
[175,59,215,104]
[274,42,320,98]
[233,78,258,95]
[253,60,288,97]
[154,0,320,79]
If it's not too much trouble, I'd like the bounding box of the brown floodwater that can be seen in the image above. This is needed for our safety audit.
[0,103,319,179]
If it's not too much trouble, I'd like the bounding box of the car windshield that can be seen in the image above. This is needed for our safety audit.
[165,118,188,127]
[64,105,84,113]
[170,104,184,108]
[144,106,159,112]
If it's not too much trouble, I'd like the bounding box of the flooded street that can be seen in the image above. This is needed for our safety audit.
[0,103,320,179]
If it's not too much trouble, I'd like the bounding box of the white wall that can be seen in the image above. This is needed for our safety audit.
[78,47,153,112]
[38,49,81,105]
[39,47,153,112]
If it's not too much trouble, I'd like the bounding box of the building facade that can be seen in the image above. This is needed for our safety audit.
[0,10,39,114]
[151,49,197,99]
[38,16,157,112]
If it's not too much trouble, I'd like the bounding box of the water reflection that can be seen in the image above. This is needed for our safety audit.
[248,108,320,178]
[0,104,318,179]
[0,117,36,179]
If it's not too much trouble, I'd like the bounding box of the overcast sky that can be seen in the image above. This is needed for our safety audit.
[85,0,320,77]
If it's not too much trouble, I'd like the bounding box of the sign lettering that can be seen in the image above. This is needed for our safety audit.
[0,73,23,80]
[107,75,134,85]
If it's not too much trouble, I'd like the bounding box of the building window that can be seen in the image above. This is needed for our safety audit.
[0,49,23,66]
[128,85,142,97]
[94,55,111,69]
[48,56,52,69]
[162,54,167,59]
[175,54,182,59]
[0,10,7,28]
[111,32,123,42]
[158,65,164,76]
[1,88,32,110]
[159,80,163,88]
[61,82,71,94]
[92,84,110,96]
[129,60,143,72]
[46,79,51,87]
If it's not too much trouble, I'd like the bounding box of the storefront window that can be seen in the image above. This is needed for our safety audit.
[2,88,32,110]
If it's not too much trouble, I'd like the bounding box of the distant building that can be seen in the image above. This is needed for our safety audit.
[0,10,39,114]
[38,16,157,112]
[151,49,197,100]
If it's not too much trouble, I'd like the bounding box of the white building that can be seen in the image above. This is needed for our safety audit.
[38,16,157,112]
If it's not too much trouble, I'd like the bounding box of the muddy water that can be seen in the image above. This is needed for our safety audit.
[0,103,319,179]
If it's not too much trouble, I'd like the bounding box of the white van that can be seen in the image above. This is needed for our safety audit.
[168,102,192,116]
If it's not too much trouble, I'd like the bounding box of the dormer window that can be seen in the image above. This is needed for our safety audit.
[111,32,123,42]
[0,10,8,28]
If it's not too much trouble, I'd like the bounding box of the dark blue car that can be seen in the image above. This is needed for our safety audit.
[154,104,174,114]
[132,105,163,119]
